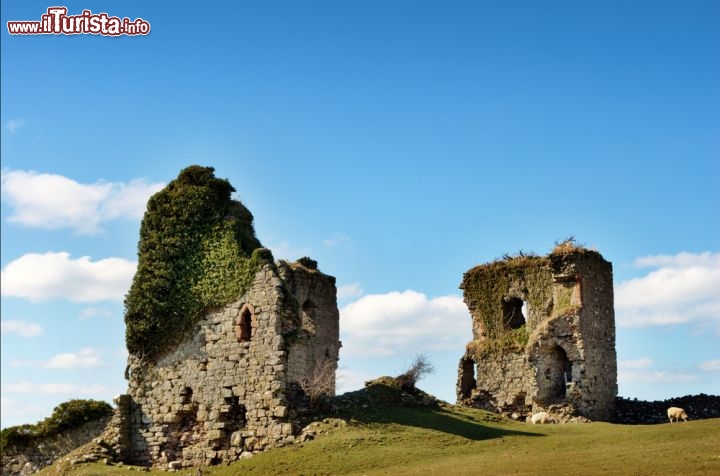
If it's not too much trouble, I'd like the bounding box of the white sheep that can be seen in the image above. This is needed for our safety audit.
[667,406,689,423]
[530,411,554,424]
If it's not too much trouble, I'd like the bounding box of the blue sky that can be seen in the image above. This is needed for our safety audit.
[1,0,718,428]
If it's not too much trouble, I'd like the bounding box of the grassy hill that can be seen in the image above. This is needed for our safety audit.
[40,381,720,476]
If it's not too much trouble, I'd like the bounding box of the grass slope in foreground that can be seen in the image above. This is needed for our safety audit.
[41,402,719,476]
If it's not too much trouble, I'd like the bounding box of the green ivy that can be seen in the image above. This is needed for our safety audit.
[468,325,530,359]
[0,400,112,450]
[462,244,600,356]
[462,256,552,339]
[124,166,265,360]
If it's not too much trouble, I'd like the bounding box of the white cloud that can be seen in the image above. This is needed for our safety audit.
[3,382,109,395]
[633,251,720,269]
[0,319,43,337]
[337,283,364,301]
[618,358,653,370]
[336,368,374,395]
[615,251,720,332]
[1,252,136,302]
[8,358,40,367]
[323,233,352,248]
[0,169,164,234]
[99,179,164,221]
[699,359,720,372]
[9,348,105,369]
[0,397,41,419]
[618,358,698,385]
[340,290,470,358]
[44,348,104,369]
[78,307,114,320]
[6,119,24,134]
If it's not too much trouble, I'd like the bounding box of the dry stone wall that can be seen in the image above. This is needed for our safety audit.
[1,417,110,476]
[615,394,720,424]
[106,256,340,469]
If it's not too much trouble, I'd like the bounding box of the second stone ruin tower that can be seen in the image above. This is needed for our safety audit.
[456,242,617,421]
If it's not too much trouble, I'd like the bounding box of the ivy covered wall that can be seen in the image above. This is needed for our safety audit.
[124,165,265,360]
[457,242,618,421]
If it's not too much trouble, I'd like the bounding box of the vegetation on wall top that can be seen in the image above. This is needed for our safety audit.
[462,239,604,357]
[462,254,553,341]
[0,399,112,450]
[124,165,266,360]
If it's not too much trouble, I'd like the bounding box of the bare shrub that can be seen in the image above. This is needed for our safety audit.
[395,353,435,392]
[298,358,336,406]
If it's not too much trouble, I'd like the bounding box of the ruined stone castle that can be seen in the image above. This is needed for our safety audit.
[106,166,341,468]
[456,243,617,421]
[0,165,623,474]
[112,257,340,468]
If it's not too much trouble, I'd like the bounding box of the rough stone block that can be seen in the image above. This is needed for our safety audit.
[230,431,244,447]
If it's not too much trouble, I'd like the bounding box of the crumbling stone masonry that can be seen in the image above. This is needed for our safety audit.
[457,244,617,421]
[111,256,340,468]
[102,166,341,469]
[1,416,111,475]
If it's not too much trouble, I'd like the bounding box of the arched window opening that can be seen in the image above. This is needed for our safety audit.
[503,297,527,330]
[236,305,253,342]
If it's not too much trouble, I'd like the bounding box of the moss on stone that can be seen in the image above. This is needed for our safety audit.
[553,282,576,317]
[467,325,529,359]
[461,255,552,343]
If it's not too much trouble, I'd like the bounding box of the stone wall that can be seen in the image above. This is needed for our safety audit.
[458,246,618,421]
[108,257,340,469]
[458,352,536,413]
[615,394,720,424]
[278,261,341,396]
[1,417,110,476]
[558,252,617,420]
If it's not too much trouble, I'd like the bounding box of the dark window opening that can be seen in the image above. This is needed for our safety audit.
[219,395,247,433]
[459,358,477,399]
[238,308,252,342]
[503,297,527,329]
[180,386,193,404]
[302,299,317,321]
[301,299,317,335]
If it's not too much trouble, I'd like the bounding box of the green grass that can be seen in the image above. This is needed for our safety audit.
[40,403,720,476]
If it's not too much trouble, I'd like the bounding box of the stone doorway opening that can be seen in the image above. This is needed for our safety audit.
[459,358,476,399]
[546,345,572,399]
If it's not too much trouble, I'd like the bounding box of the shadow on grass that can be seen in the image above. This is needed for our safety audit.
[341,405,541,441]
